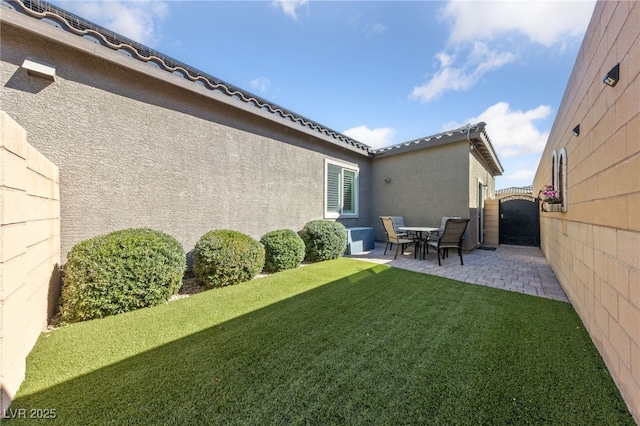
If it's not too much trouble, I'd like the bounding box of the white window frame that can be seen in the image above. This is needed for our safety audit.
[324,159,359,219]
[549,148,568,212]
[551,149,558,191]
[559,148,568,211]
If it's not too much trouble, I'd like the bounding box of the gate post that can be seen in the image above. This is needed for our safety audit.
[484,199,499,246]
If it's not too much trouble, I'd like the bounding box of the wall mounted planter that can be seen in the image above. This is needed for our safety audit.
[542,202,564,213]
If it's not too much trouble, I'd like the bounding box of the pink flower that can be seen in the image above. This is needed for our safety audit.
[541,185,562,203]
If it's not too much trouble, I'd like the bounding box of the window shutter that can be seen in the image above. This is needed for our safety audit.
[327,164,341,213]
[324,160,358,218]
[342,169,355,213]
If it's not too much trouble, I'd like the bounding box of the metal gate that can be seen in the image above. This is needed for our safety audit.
[499,196,540,246]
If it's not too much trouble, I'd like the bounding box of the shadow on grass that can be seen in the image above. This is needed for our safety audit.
[6,262,634,425]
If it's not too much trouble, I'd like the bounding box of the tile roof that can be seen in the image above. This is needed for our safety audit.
[4,0,504,177]
[4,0,372,154]
[372,122,504,176]
[495,185,533,196]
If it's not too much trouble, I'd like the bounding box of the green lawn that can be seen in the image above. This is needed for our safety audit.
[6,259,634,425]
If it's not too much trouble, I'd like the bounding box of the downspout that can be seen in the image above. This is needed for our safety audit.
[467,123,484,248]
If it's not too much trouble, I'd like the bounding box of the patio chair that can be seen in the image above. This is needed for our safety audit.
[426,218,470,265]
[389,216,409,237]
[380,216,416,259]
[432,216,462,237]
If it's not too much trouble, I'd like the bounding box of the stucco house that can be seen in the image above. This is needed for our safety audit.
[371,123,503,250]
[1,0,501,261]
[533,1,639,421]
[0,0,503,410]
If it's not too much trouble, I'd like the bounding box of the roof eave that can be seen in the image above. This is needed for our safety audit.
[371,133,470,158]
[473,131,504,176]
[371,123,504,177]
[2,0,372,157]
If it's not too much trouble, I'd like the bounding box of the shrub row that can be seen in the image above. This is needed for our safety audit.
[61,221,347,323]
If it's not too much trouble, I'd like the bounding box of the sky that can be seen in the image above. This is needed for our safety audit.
[49,0,597,190]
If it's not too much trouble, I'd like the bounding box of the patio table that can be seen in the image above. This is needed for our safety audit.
[398,226,439,260]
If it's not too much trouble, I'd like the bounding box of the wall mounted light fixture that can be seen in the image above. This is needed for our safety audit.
[21,58,56,81]
[603,63,619,87]
[572,124,580,136]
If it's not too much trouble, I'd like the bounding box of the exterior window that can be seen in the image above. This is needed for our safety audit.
[559,148,567,210]
[544,148,567,212]
[325,160,358,218]
[551,150,557,190]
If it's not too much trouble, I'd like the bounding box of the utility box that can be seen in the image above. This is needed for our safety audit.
[345,227,375,255]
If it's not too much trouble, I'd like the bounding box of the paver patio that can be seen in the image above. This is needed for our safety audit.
[347,242,569,302]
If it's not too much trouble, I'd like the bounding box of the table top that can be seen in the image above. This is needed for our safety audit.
[398,226,439,232]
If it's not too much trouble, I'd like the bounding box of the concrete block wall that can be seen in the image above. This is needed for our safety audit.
[0,112,60,414]
[534,1,639,421]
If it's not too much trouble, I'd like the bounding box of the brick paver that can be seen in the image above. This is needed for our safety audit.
[347,243,569,303]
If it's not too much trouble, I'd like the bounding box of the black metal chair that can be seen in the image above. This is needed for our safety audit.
[380,216,416,259]
[426,218,470,265]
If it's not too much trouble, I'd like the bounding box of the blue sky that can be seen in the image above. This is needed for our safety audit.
[50,0,596,189]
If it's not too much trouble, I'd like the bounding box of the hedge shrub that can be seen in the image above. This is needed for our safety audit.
[298,220,347,262]
[61,228,186,323]
[194,230,265,288]
[260,229,305,273]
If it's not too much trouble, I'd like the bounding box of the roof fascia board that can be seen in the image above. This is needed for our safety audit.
[372,134,469,158]
[1,7,371,157]
[473,132,504,175]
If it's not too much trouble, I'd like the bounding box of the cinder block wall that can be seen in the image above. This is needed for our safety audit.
[534,1,639,421]
[0,112,60,414]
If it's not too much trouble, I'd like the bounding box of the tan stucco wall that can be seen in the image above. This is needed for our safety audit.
[371,141,475,249]
[534,1,640,421]
[0,12,372,265]
[0,112,60,413]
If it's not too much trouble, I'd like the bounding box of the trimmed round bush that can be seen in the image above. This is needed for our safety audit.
[298,220,347,262]
[194,230,265,288]
[61,228,186,323]
[260,229,305,273]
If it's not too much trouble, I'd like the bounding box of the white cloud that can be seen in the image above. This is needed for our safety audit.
[56,1,169,46]
[368,22,388,36]
[343,125,396,149]
[410,1,594,103]
[496,166,538,190]
[446,102,552,188]
[410,42,515,102]
[250,77,271,94]
[349,15,388,38]
[445,102,551,158]
[497,157,541,189]
[441,0,595,46]
[435,52,454,68]
[271,0,309,21]
[506,168,536,181]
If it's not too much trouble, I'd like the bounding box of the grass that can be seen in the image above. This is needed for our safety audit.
[6,259,634,425]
